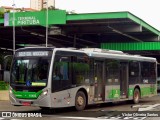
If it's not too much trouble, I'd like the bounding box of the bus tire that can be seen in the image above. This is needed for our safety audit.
[75,91,86,111]
[133,88,140,104]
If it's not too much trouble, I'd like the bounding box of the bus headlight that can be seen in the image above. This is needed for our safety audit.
[9,89,12,94]
[42,90,48,96]
[9,87,13,94]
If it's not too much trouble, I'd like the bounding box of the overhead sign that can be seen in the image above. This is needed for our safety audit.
[4,10,66,26]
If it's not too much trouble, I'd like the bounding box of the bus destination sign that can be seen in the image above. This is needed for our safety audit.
[17,51,49,57]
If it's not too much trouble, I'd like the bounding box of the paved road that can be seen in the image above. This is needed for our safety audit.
[1,95,160,120]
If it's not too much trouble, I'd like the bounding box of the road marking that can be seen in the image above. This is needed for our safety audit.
[59,117,107,120]
[132,104,160,111]
[0,118,23,120]
[59,116,146,120]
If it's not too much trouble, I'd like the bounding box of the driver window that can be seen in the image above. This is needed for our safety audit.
[53,56,69,80]
[52,54,70,92]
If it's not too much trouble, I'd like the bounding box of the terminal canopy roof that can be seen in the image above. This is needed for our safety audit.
[0,11,160,57]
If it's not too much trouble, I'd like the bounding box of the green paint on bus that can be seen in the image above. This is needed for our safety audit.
[13,90,42,99]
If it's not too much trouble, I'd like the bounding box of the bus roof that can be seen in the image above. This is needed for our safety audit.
[56,48,157,62]
[15,47,157,62]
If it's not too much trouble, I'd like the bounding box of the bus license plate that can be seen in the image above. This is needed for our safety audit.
[22,102,31,106]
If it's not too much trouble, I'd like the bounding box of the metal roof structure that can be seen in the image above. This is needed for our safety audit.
[0,10,160,58]
[63,12,160,44]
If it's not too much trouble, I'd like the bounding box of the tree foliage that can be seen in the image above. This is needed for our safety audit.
[41,6,61,11]
[0,9,10,18]
[0,11,4,18]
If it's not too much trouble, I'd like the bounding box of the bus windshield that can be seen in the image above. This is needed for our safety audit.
[11,57,51,87]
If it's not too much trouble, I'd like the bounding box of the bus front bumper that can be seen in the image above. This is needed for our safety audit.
[9,92,51,107]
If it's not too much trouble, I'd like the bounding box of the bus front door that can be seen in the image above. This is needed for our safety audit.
[94,60,105,101]
[120,63,128,98]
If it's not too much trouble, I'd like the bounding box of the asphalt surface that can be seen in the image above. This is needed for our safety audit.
[0,94,160,120]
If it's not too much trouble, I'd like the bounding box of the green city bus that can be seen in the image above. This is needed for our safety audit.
[9,47,157,110]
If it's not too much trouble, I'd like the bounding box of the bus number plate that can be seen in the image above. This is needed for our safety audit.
[22,102,31,106]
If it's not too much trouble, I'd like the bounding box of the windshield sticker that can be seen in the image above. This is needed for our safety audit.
[26,80,31,87]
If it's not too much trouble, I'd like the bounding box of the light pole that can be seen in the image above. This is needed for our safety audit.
[12,0,16,54]
[44,0,48,47]
[54,0,55,9]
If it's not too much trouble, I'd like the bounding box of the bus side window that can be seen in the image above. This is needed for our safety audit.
[53,57,69,80]
[141,62,150,78]
[129,61,139,77]
[141,62,156,84]
[52,54,70,92]
[53,67,61,80]
[74,56,90,85]
[60,63,69,80]
[105,59,120,85]
[129,61,140,84]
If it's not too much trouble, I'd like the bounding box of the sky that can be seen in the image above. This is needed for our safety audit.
[0,0,160,30]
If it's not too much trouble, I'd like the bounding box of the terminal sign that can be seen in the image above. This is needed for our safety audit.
[17,16,40,25]
[4,10,66,26]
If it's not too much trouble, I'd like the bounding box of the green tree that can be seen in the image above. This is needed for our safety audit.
[0,11,4,18]
[0,8,10,18]
[41,6,60,11]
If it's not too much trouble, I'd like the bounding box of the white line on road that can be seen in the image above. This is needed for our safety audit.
[59,116,146,120]
[132,104,160,111]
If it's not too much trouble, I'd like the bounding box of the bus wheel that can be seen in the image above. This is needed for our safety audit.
[133,88,140,104]
[75,91,86,111]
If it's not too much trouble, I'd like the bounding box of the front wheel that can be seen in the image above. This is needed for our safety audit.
[133,88,140,104]
[75,91,86,111]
